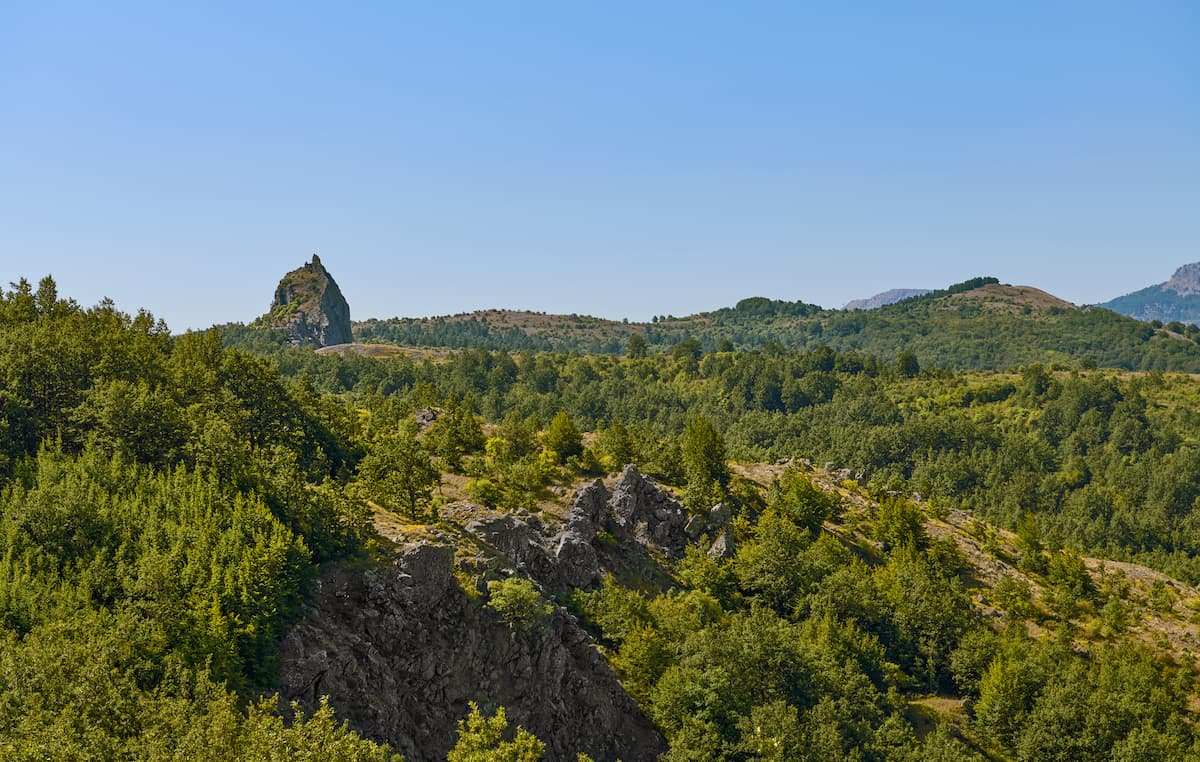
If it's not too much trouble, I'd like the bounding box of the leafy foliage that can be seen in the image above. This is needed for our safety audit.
[0,278,390,758]
[447,703,545,762]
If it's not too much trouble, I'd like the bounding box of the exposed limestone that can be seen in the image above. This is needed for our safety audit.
[708,526,736,559]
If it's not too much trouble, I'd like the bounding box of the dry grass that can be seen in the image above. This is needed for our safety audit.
[950,283,1076,312]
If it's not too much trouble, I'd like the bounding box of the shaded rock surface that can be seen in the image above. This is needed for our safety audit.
[278,543,665,762]
[264,254,352,346]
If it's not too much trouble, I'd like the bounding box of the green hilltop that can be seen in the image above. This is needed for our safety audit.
[345,276,1200,372]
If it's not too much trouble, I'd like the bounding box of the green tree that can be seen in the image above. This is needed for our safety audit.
[627,333,648,360]
[895,350,920,378]
[543,410,583,463]
[681,416,729,511]
[768,467,841,533]
[447,703,544,762]
[486,578,554,635]
[357,428,440,521]
[872,497,926,550]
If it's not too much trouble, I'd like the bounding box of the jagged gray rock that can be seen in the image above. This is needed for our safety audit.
[264,254,352,347]
[610,464,690,558]
[462,467,697,595]
[278,543,665,762]
[552,481,608,588]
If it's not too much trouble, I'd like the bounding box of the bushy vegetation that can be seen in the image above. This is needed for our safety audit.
[0,278,393,758]
[233,337,1200,584]
[286,277,1200,371]
[571,474,1199,760]
[9,273,1200,759]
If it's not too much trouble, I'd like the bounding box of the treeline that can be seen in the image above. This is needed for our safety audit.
[224,276,1200,371]
[0,277,394,758]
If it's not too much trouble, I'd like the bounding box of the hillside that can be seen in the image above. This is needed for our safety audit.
[1100,263,1200,326]
[10,274,1200,760]
[347,277,1200,372]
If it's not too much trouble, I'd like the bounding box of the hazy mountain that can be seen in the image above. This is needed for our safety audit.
[1099,262,1200,326]
[843,288,932,310]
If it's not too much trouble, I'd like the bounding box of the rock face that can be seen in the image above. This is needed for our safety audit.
[1165,263,1200,297]
[277,465,734,760]
[265,254,352,347]
[843,288,932,311]
[609,465,691,558]
[1100,262,1200,326]
[278,543,665,762]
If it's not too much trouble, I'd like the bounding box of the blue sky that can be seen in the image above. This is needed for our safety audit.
[1,2,1196,330]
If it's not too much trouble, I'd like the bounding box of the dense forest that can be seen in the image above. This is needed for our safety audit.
[340,278,1200,372]
[6,275,1200,759]
[0,278,395,759]
[228,335,1200,586]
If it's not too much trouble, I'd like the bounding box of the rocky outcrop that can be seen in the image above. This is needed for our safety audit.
[278,466,738,759]
[278,543,665,762]
[1099,262,1200,325]
[609,465,690,558]
[1165,263,1200,297]
[264,254,352,347]
[461,465,732,595]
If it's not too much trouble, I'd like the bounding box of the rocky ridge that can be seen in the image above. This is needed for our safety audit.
[1100,262,1200,325]
[844,288,932,311]
[264,254,352,347]
[463,464,735,594]
[277,465,734,761]
[1165,263,1200,296]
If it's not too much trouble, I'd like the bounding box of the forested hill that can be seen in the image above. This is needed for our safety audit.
[342,277,1200,372]
[10,274,1200,759]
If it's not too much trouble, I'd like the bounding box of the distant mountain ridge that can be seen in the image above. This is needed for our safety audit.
[1100,262,1200,326]
[338,276,1200,372]
[844,288,932,311]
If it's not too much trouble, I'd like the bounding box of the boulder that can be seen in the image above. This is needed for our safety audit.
[609,464,690,558]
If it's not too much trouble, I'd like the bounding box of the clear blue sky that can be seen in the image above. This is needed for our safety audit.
[1,1,1196,330]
